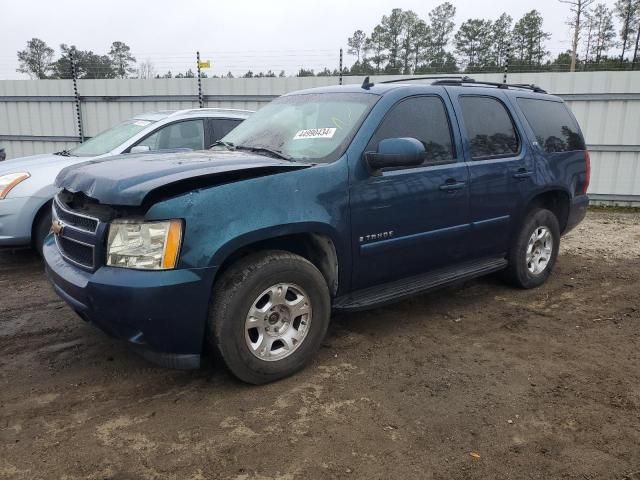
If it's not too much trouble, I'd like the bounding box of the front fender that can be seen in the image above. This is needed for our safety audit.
[210,221,345,267]
[145,158,351,276]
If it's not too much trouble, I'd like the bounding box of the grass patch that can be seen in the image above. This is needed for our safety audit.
[589,205,640,214]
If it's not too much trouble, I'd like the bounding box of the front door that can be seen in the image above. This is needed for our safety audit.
[349,95,470,291]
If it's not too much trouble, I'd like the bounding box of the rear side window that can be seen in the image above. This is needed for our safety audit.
[367,96,455,166]
[517,98,585,153]
[459,96,519,160]
[210,118,242,142]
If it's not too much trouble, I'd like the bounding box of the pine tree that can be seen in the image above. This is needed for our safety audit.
[492,14,513,67]
[559,0,595,71]
[428,2,457,67]
[366,25,387,73]
[381,8,407,73]
[455,19,494,68]
[592,4,617,63]
[512,10,551,67]
[399,10,422,74]
[582,9,596,64]
[347,30,367,63]
[17,38,54,79]
[614,0,639,61]
[108,41,136,78]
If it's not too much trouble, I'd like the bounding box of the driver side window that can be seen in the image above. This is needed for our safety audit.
[135,120,204,151]
[366,96,455,167]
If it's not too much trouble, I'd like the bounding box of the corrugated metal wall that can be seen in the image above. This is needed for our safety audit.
[1,72,639,202]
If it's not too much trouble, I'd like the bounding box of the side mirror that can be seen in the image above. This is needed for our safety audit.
[130,145,151,154]
[365,138,425,170]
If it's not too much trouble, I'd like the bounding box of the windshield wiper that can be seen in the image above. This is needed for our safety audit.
[234,145,292,161]
[209,140,235,151]
[54,149,73,157]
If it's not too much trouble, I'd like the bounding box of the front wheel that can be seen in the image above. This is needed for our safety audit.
[208,250,331,384]
[504,208,560,289]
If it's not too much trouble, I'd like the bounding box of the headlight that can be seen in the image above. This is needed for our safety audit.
[0,172,30,199]
[106,219,183,270]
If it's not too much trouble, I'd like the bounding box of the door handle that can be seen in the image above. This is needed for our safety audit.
[513,169,533,179]
[439,180,466,192]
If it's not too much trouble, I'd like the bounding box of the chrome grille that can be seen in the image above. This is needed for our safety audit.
[55,236,95,268]
[52,195,101,270]
[53,198,98,233]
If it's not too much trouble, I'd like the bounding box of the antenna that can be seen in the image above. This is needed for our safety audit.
[361,76,375,90]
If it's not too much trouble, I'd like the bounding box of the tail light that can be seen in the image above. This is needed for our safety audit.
[583,149,591,194]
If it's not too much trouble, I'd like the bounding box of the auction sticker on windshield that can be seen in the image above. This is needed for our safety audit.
[293,128,336,140]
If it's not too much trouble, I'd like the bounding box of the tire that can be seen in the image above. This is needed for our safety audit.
[208,250,331,384]
[504,208,560,289]
[33,207,52,257]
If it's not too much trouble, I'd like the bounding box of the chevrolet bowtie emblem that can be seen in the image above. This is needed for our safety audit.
[51,220,64,236]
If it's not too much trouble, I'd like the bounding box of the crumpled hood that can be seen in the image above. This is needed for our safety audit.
[55,150,311,206]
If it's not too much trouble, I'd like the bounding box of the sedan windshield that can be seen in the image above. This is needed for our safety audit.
[70,119,155,157]
[219,92,379,163]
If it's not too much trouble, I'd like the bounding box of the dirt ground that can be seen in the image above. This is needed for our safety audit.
[1,210,639,480]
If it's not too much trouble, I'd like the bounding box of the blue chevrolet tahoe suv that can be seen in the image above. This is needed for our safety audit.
[44,77,590,384]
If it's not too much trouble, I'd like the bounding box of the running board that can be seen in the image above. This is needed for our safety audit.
[333,257,507,311]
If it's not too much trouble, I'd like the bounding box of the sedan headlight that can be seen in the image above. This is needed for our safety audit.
[106,219,183,270]
[0,172,30,199]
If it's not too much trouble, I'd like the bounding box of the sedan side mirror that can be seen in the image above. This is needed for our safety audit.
[365,138,425,171]
[130,145,151,154]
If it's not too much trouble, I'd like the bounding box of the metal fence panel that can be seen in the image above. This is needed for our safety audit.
[1,72,639,203]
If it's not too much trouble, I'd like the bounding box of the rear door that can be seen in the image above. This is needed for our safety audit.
[349,94,470,290]
[513,97,588,198]
[448,91,534,259]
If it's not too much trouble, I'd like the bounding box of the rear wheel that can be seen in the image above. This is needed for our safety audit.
[504,208,560,289]
[33,207,52,257]
[209,250,330,384]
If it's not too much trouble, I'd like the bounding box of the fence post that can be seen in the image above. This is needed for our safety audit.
[339,48,343,85]
[70,51,84,142]
[196,51,204,108]
[503,43,511,84]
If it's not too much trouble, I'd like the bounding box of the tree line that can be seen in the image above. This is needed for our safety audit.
[346,1,640,74]
[15,1,640,80]
[16,40,208,79]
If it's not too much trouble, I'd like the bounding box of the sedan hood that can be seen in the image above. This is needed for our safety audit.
[0,153,77,174]
[55,150,311,206]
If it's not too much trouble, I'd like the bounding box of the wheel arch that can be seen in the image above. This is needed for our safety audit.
[211,225,345,297]
[524,188,571,234]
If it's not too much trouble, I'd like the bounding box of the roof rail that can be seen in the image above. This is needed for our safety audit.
[431,78,547,94]
[167,107,254,117]
[364,75,548,94]
[379,75,474,84]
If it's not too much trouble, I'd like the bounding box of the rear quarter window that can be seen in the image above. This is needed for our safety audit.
[516,98,585,153]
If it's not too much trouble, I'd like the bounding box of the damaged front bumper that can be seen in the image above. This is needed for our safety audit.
[43,235,217,369]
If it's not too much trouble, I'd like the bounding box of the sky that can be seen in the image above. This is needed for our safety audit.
[0,0,619,79]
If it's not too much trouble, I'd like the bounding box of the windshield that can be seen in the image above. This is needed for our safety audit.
[219,92,379,163]
[70,119,156,157]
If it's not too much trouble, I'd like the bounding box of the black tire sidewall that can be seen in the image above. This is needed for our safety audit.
[212,252,330,384]
[509,208,560,289]
[34,208,52,257]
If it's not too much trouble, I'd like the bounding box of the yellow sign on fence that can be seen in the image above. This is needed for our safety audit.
[198,60,211,69]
